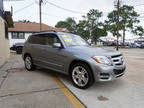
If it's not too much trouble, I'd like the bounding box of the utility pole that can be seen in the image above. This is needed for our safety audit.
[39,0,42,32]
[116,0,120,51]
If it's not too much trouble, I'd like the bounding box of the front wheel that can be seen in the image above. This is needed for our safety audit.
[70,63,94,89]
[24,55,35,71]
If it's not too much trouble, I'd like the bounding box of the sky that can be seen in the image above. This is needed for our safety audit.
[3,0,144,39]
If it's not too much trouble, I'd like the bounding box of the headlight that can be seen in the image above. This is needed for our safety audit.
[92,56,112,66]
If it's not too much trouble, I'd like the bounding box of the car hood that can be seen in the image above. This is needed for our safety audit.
[66,46,121,57]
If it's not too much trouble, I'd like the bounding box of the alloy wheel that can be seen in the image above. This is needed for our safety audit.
[72,66,89,87]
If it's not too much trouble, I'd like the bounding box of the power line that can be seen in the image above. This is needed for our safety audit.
[42,13,69,19]
[45,0,86,15]
[14,3,34,13]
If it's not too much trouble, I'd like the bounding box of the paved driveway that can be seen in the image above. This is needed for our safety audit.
[0,48,144,108]
[0,53,76,108]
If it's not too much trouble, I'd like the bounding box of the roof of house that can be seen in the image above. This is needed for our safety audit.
[8,22,69,33]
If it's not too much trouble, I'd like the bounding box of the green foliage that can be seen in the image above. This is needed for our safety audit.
[76,20,90,39]
[132,26,144,36]
[55,6,143,44]
[55,17,77,33]
[55,9,107,41]
[82,9,107,41]
[106,5,143,45]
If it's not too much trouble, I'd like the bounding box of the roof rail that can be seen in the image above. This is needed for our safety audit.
[41,30,57,32]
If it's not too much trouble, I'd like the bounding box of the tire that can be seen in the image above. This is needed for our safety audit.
[70,62,94,89]
[24,55,35,71]
[16,47,22,54]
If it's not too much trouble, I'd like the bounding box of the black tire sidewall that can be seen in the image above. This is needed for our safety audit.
[16,47,22,54]
[70,62,94,89]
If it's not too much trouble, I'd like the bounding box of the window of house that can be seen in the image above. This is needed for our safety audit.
[11,32,25,39]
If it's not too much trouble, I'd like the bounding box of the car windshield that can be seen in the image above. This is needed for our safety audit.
[59,33,89,47]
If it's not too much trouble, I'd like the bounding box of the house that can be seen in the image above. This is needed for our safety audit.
[8,22,69,47]
[0,0,13,66]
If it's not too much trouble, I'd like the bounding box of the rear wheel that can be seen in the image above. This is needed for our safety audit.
[16,47,22,54]
[24,55,35,71]
[70,62,94,89]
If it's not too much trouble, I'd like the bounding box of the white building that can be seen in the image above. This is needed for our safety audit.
[8,22,68,47]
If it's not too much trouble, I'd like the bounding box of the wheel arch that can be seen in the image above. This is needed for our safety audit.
[68,59,95,81]
[24,53,31,60]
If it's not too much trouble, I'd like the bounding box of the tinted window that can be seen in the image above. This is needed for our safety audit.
[44,34,60,46]
[28,34,60,46]
[28,35,45,45]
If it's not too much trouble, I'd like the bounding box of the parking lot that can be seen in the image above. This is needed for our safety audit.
[0,48,144,108]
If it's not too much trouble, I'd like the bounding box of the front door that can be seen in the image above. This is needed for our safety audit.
[40,34,67,73]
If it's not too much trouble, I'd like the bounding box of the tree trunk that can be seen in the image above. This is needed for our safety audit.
[90,20,95,44]
[123,26,126,46]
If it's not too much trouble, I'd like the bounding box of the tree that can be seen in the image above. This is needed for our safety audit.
[93,26,107,40]
[83,9,107,43]
[76,20,90,39]
[106,5,142,46]
[55,17,77,33]
[132,26,144,36]
[105,10,120,37]
[55,9,107,42]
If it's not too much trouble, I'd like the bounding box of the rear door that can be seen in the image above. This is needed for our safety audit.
[28,35,46,65]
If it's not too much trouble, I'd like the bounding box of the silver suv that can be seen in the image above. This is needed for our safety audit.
[22,32,126,89]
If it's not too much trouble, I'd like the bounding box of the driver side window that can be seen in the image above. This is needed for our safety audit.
[44,34,60,46]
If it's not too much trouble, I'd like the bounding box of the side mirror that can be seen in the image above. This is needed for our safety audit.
[53,43,62,48]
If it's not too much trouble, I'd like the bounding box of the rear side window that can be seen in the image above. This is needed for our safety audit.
[28,35,45,45]
[28,34,60,46]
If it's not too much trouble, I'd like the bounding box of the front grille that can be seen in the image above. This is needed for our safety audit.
[113,59,119,62]
[114,67,125,75]
[111,54,124,66]
[111,54,122,58]
[115,63,123,66]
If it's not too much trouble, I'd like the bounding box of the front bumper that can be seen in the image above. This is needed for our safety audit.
[90,61,126,82]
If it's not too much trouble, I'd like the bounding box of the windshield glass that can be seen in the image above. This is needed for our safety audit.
[59,33,89,47]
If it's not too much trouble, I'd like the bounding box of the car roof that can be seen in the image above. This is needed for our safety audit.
[31,31,57,36]
[31,31,74,37]
[31,31,70,36]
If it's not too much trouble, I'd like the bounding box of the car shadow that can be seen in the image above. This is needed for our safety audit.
[32,67,127,92]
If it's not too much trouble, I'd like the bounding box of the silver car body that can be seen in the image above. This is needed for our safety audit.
[22,32,126,82]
